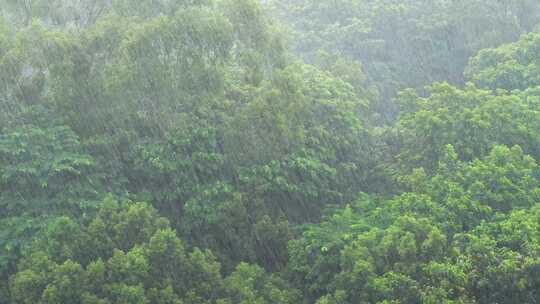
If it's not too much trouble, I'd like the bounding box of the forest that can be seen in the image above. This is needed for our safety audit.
[2,0,540,303]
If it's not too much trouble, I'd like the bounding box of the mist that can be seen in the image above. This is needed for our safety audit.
[1,1,540,303]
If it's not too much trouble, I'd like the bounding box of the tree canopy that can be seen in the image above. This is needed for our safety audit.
[2,0,540,303]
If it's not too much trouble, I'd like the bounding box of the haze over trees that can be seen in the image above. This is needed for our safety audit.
[1,0,540,303]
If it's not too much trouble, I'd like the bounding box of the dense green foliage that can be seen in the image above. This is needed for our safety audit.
[291,145,540,303]
[272,0,540,118]
[1,0,540,303]
[11,197,301,303]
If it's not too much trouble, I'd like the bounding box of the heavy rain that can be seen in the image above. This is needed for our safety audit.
[1,0,540,303]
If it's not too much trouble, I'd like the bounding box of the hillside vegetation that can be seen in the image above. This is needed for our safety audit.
[1,0,540,303]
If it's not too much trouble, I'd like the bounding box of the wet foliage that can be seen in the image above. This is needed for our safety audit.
[1,0,540,303]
